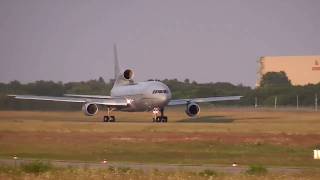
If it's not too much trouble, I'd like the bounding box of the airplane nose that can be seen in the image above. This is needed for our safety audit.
[157,94,170,106]
[161,94,169,101]
[166,90,172,100]
[161,90,171,102]
[150,82,172,105]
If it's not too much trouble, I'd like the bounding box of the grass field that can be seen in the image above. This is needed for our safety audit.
[1,106,320,134]
[1,107,320,172]
[1,163,320,180]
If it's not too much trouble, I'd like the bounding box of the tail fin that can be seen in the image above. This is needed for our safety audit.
[113,44,123,87]
[112,44,134,87]
[114,44,120,80]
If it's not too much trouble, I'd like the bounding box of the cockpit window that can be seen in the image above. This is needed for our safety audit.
[152,90,168,94]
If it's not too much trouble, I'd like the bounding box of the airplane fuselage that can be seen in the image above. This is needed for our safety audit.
[110,81,172,112]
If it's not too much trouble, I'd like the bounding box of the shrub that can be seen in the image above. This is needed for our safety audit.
[117,166,132,174]
[246,164,268,175]
[0,165,21,174]
[198,169,218,177]
[108,166,115,173]
[21,161,53,174]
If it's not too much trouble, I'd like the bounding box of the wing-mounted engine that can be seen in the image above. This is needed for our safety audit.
[185,102,200,117]
[82,103,98,116]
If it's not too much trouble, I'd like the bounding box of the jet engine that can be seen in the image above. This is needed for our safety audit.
[123,69,134,80]
[185,102,200,117]
[82,103,98,116]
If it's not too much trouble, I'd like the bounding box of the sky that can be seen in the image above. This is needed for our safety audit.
[0,0,320,86]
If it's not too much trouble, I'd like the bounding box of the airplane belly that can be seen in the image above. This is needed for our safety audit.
[112,81,171,112]
[118,98,165,112]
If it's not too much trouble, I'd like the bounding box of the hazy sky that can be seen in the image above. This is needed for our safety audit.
[1,0,320,86]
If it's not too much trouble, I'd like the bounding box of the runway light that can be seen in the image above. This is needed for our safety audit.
[232,162,238,167]
[314,149,320,159]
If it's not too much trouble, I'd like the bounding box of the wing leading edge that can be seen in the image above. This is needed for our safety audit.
[9,95,128,106]
[168,96,242,106]
[63,94,112,99]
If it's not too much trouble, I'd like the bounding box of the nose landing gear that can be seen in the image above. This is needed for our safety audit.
[152,108,168,123]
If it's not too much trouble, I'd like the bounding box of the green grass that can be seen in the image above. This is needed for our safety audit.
[246,164,268,175]
[1,108,320,168]
[0,141,319,167]
[1,164,320,180]
[198,169,218,177]
[20,160,53,174]
[1,107,320,134]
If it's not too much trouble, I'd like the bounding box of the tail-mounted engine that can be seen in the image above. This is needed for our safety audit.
[82,103,98,116]
[123,69,134,80]
[113,69,135,86]
[185,102,200,117]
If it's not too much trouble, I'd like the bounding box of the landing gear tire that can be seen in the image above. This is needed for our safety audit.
[153,116,168,123]
[110,116,115,122]
[152,108,168,123]
[103,116,109,122]
[103,116,116,122]
[162,116,168,123]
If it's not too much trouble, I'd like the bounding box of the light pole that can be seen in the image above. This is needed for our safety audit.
[315,94,318,112]
[254,97,258,108]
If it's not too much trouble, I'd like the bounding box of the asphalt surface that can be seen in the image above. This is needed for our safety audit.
[0,158,314,174]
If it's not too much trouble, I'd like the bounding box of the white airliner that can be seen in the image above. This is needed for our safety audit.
[10,45,242,123]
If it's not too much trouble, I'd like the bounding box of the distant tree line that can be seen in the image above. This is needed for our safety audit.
[0,72,319,110]
[0,77,112,110]
[252,71,320,107]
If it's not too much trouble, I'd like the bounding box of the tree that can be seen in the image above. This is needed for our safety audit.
[260,71,291,87]
[98,77,105,84]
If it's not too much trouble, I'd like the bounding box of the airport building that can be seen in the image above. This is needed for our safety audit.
[256,56,320,87]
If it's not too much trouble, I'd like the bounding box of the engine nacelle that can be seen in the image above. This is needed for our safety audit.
[123,69,134,80]
[185,102,200,117]
[82,103,98,116]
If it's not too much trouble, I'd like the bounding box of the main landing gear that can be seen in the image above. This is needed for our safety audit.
[152,108,168,123]
[103,115,115,122]
[103,108,116,122]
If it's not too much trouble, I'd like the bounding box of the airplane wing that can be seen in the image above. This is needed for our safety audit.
[63,94,112,99]
[8,95,128,106]
[168,96,242,106]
